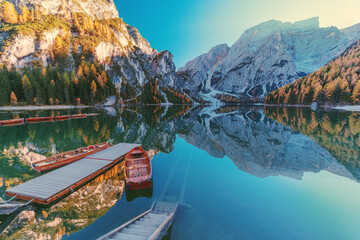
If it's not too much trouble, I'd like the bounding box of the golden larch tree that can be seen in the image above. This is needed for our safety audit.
[10,91,17,104]
[21,6,31,22]
[91,80,97,97]
[3,1,18,24]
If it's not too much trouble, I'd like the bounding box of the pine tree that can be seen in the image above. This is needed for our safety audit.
[3,1,18,24]
[63,72,71,104]
[22,75,33,104]
[35,85,43,104]
[101,71,108,85]
[0,74,10,106]
[48,80,56,103]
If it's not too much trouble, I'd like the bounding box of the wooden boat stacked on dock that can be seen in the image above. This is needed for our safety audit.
[0,113,99,127]
[33,142,109,172]
[71,114,87,119]
[0,118,25,126]
[124,147,152,190]
[54,115,71,121]
[26,116,54,123]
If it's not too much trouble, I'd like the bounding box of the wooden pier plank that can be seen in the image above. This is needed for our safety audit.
[88,143,139,161]
[97,201,177,240]
[6,143,141,203]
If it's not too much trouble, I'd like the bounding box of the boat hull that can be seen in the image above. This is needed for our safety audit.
[127,179,152,190]
[33,142,109,172]
[71,114,87,119]
[124,147,152,191]
[0,118,25,126]
[55,115,71,121]
[26,117,54,123]
[125,180,153,201]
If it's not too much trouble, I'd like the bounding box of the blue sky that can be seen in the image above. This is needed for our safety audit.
[115,0,360,68]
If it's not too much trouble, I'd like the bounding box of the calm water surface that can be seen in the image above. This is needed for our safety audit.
[0,106,360,239]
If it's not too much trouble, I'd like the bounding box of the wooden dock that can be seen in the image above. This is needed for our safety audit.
[97,201,178,240]
[6,143,141,205]
[98,152,192,240]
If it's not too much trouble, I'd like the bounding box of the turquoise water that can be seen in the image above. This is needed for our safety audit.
[67,137,360,240]
[1,106,360,239]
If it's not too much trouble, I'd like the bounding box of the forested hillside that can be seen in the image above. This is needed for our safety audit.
[0,62,116,106]
[0,1,192,106]
[265,40,360,105]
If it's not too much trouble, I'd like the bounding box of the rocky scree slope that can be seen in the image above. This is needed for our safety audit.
[177,17,360,100]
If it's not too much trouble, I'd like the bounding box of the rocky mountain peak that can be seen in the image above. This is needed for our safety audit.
[177,17,360,100]
[292,16,319,29]
[179,43,229,72]
[239,17,320,43]
[0,0,119,19]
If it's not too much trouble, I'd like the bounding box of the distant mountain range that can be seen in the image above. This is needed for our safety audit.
[0,1,359,105]
[176,17,360,102]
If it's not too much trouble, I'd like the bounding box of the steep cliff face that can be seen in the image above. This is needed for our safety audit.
[177,44,230,97]
[178,17,360,100]
[0,0,181,104]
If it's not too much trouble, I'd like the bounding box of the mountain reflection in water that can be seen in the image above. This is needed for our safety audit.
[0,105,359,239]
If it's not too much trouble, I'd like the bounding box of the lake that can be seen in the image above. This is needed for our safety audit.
[0,105,360,240]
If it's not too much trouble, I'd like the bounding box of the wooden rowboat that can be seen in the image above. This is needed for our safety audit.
[54,115,71,121]
[32,142,109,172]
[124,147,152,190]
[71,114,87,119]
[26,116,54,123]
[0,118,25,126]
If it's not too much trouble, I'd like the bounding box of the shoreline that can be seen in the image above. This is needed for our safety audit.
[329,105,360,112]
[0,105,90,111]
[264,103,360,112]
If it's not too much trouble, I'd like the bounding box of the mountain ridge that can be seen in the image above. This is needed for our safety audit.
[176,17,360,102]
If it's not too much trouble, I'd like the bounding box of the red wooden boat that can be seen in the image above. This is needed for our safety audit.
[54,115,71,121]
[71,114,87,119]
[124,147,152,190]
[0,118,25,126]
[26,116,54,123]
[32,142,109,172]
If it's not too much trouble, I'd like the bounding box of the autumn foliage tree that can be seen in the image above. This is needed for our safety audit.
[91,80,97,97]
[10,91,17,105]
[266,40,360,105]
[20,5,31,22]
[3,1,18,24]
